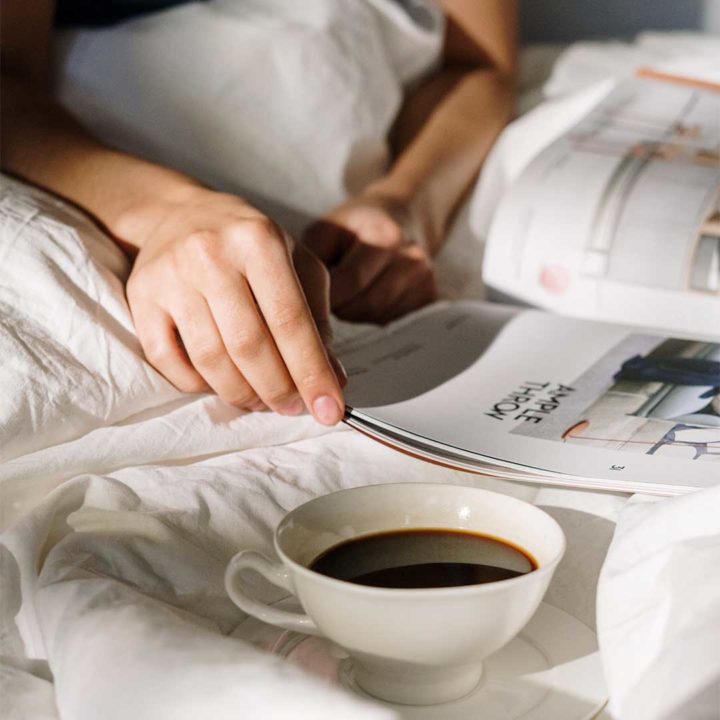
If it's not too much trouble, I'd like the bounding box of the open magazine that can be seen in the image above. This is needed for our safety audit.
[338,72,719,495]
[483,72,720,338]
[338,302,719,495]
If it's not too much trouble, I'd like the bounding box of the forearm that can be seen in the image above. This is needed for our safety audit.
[369,67,515,255]
[1,75,201,251]
[1,0,347,424]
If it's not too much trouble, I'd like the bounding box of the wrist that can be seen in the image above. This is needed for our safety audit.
[363,174,445,255]
[362,174,418,208]
[357,181,436,255]
[110,176,205,251]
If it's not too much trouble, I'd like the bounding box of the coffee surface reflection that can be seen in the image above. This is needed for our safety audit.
[310,528,537,589]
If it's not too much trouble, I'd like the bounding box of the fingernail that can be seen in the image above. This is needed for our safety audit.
[250,400,267,412]
[280,398,305,416]
[312,395,343,425]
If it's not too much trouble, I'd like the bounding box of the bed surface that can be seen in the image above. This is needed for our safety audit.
[2,13,719,719]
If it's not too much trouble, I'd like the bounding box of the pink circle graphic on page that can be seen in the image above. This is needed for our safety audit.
[540,266,571,295]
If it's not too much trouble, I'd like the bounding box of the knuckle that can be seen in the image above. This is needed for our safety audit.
[127,265,163,301]
[271,303,305,334]
[236,216,281,246]
[265,386,299,407]
[221,390,257,407]
[175,375,208,394]
[192,342,225,369]
[226,329,267,361]
[185,231,221,263]
[142,338,172,366]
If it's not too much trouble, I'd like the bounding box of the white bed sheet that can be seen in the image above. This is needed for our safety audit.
[2,21,720,720]
[0,175,619,718]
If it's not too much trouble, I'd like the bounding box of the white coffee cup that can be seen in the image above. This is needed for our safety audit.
[225,483,565,706]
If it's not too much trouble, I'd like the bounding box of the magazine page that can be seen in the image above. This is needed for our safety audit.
[482,76,720,337]
[338,302,720,494]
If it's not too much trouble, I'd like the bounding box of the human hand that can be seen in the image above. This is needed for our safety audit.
[303,192,437,324]
[122,187,345,424]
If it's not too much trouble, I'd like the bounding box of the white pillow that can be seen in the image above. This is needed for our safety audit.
[54,0,443,237]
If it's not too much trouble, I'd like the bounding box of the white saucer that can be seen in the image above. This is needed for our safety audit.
[232,599,608,720]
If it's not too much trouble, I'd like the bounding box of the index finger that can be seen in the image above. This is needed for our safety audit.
[245,235,345,426]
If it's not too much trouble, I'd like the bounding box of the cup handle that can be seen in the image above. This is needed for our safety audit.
[225,550,322,636]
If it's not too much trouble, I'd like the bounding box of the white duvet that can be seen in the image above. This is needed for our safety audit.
[2,7,719,718]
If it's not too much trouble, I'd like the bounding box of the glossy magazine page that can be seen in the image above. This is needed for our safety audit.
[338,302,720,494]
[483,76,720,337]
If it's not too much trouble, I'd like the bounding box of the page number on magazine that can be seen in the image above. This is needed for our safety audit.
[610,465,625,471]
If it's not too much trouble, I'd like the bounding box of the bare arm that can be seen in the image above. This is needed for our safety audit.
[1,0,345,424]
[1,0,199,244]
[304,1,517,323]
[380,0,518,253]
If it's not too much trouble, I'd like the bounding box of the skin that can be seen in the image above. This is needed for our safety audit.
[305,0,518,323]
[1,0,517,420]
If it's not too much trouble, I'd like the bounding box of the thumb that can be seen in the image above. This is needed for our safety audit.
[293,243,346,387]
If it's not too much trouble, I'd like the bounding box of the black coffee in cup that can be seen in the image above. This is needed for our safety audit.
[310,529,537,589]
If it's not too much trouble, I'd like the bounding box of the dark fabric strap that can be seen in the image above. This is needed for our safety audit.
[55,0,204,27]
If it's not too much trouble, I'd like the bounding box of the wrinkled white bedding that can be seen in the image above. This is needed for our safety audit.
[0,174,623,720]
[2,11,720,720]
